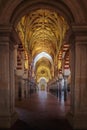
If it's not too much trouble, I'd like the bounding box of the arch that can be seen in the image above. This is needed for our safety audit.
[10,0,74,26]
[0,0,74,25]
[35,58,52,71]
[38,77,48,82]
[33,52,53,70]
[38,77,47,91]
[0,1,87,129]
[0,0,86,25]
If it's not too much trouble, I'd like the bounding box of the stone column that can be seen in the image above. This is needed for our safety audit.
[58,79,62,100]
[0,25,19,128]
[63,76,68,101]
[67,25,87,129]
[14,45,18,70]
[21,79,25,99]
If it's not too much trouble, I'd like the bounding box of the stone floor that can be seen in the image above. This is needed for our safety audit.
[1,91,73,130]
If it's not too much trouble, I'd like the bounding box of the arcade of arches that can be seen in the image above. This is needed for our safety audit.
[0,0,87,129]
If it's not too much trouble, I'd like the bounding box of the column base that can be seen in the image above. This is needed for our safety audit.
[67,112,87,129]
[0,112,18,128]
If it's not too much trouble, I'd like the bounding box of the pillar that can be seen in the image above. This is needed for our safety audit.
[0,25,19,128]
[58,79,62,100]
[21,79,25,99]
[63,76,67,101]
[67,25,87,129]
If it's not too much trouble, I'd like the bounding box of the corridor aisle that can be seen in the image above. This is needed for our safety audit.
[13,91,73,130]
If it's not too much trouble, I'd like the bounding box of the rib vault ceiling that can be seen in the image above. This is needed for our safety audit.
[16,9,69,83]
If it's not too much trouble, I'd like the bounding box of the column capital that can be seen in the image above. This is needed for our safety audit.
[71,24,87,43]
[0,24,21,45]
[71,24,87,33]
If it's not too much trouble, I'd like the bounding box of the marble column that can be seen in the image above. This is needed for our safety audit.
[67,25,87,129]
[0,25,19,128]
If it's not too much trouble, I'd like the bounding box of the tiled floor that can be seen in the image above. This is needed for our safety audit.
[11,91,73,130]
[0,91,73,130]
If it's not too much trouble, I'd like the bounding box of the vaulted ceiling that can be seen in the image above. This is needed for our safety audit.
[16,9,69,83]
[0,0,87,83]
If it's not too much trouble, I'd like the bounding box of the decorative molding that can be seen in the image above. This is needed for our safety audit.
[0,24,21,45]
[71,24,87,43]
[71,24,87,34]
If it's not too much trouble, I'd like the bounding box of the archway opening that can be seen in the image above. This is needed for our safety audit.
[14,8,71,107]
